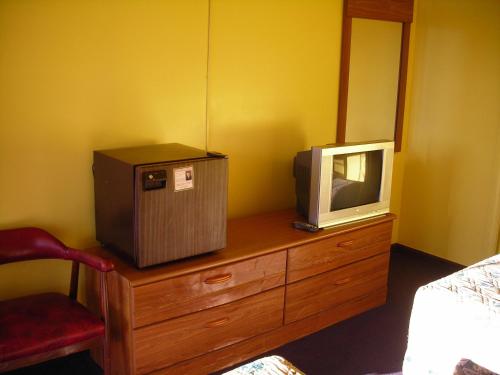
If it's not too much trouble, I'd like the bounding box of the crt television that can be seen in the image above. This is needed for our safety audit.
[293,141,394,228]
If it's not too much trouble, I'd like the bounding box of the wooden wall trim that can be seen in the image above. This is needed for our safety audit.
[336,15,352,143]
[394,21,411,152]
[336,0,414,151]
[346,0,414,23]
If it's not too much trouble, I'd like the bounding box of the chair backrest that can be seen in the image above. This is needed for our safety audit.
[0,227,113,272]
[0,227,113,374]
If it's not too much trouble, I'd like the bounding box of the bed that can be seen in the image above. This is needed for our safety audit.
[222,356,305,375]
[403,254,500,375]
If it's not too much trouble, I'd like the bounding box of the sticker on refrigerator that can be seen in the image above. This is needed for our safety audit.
[174,166,194,191]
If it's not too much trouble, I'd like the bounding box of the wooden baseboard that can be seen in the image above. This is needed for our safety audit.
[391,243,464,268]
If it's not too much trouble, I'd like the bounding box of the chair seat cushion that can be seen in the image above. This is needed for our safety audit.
[0,293,105,362]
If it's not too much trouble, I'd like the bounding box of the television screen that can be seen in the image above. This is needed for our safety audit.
[330,150,383,211]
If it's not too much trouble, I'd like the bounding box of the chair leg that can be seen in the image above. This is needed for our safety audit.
[99,271,111,375]
[102,336,111,375]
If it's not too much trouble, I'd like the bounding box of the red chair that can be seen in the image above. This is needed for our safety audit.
[0,227,114,374]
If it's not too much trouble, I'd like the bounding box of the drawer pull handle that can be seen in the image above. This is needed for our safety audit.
[334,277,351,285]
[205,317,230,328]
[204,273,233,284]
[338,240,355,248]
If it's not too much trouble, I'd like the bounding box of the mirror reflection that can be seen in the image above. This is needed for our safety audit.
[345,18,402,143]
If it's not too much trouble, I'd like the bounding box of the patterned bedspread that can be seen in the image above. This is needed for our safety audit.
[403,254,500,375]
[223,356,305,375]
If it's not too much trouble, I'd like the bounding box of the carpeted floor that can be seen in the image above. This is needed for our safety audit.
[4,245,462,375]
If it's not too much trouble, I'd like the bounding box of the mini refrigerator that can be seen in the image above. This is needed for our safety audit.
[93,143,227,268]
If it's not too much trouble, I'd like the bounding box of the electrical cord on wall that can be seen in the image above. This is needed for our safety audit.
[204,0,212,153]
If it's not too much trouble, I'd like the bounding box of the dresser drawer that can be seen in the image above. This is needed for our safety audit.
[134,287,285,374]
[285,253,389,324]
[287,221,391,282]
[133,251,286,327]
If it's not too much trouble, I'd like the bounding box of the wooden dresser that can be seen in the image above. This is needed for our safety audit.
[86,209,395,375]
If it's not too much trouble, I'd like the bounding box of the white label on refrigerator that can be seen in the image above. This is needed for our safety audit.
[174,166,194,191]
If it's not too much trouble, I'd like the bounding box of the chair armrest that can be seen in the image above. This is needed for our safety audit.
[0,227,114,272]
[67,248,114,272]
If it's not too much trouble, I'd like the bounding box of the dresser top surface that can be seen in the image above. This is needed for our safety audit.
[87,209,395,286]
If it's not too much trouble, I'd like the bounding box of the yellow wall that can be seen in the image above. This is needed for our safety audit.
[0,0,210,298]
[3,0,460,299]
[0,0,347,299]
[208,0,342,217]
[398,0,500,265]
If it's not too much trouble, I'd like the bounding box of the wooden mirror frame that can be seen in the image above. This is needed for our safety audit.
[336,0,414,152]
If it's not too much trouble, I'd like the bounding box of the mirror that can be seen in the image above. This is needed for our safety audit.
[346,19,402,142]
[336,0,414,152]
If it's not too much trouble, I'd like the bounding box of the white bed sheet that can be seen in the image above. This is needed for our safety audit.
[403,254,500,375]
